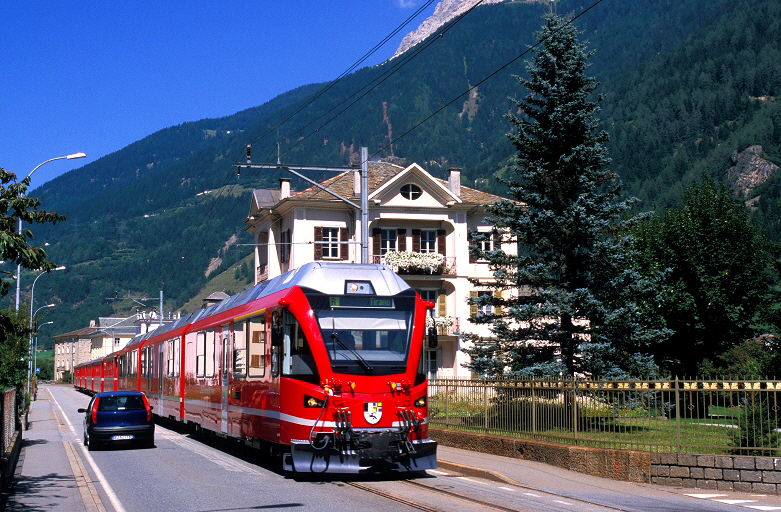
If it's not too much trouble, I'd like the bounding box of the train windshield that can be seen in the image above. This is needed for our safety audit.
[307,291,416,376]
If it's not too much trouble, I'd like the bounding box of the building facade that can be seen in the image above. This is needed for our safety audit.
[245,161,512,378]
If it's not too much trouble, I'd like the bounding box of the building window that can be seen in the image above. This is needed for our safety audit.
[279,228,291,263]
[315,226,348,260]
[418,289,437,303]
[427,348,440,379]
[477,291,493,317]
[322,228,339,259]
[420,230,436,253]
[381,229,397,254]
[400,183,422,200]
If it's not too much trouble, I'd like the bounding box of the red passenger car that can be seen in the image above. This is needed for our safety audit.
[77,263,438,473]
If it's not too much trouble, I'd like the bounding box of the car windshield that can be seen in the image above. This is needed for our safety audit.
[309,293,415,376]
[98,395,145,411]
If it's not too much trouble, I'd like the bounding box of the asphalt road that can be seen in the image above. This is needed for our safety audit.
[7,385,781,512]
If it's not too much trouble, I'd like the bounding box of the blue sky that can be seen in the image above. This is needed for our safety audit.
[1,1,437,190]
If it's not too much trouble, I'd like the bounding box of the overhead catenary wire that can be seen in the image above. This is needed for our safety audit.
[150,0,608,296]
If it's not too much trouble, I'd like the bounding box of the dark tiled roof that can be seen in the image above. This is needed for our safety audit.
[53,327,101,340]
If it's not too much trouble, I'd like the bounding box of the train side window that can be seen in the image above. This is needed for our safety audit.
[196,332,205,377]
[233,321,247,377]
[247,316,265,378]
[129,351,138,378]
[281,312,318,383]
[205,330,215,377]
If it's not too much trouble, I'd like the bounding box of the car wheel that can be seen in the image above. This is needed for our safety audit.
[141,438,155,449]
[87,437,100,451]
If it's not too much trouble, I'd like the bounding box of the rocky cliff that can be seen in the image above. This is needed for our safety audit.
[393,0,510,59]
[727,145,779,205]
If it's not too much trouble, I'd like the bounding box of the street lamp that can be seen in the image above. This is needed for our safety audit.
[15,152,85,311]
[26,266,65,398]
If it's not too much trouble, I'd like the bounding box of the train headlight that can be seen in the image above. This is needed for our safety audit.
[414,396,427,408]
[305,396,325,408]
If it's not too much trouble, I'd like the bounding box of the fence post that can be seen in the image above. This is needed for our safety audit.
[572,378,578,443]
[445,383,451,426]
[675,376,681,453]
[483,383,489,430]
[531,382,537,434]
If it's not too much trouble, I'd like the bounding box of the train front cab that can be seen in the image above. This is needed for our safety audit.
[276,282,438,474]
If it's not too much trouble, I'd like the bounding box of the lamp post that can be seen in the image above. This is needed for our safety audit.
[15,152,85,311]
[26,266,65,399]
[33,321,54,386]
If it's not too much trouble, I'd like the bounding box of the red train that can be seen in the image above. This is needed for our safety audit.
[74,262,438,473]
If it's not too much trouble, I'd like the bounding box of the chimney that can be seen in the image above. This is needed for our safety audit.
[89,320,96,328]
[353,169,360,196]
[279,178,291,199]
[447,167,461,198]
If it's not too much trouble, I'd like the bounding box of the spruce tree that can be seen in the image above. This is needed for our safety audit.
[464,14,668,378]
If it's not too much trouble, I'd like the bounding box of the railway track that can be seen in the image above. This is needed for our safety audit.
[348,474,629,512]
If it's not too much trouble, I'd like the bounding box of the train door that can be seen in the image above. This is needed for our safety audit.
[220,325,230,433]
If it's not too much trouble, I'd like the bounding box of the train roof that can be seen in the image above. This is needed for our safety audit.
[123,263,410,346]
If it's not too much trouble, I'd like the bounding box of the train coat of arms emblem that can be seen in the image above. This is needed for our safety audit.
[364,402,382,424]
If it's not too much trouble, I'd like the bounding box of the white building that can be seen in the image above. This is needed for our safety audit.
[245,161,512,378]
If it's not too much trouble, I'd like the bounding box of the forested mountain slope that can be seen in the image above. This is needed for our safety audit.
[12,0,780,348]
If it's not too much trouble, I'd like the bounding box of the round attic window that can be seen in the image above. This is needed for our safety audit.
[400,183,422,200]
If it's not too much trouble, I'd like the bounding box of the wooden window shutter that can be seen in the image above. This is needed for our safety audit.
[494,290,503,317]
[411,229,421,252]
[493,231,500,251]
[339,227,348,260]
[469,291,478,317]
[437,229,446,256]
[372,228,381,257]
[468,231,477,263]
[398,229,406,252]
[437,292,447,317]
[314,226,323,260]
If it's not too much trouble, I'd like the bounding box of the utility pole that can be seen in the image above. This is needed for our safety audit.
[234,147,370,263]
[107,291,165,330]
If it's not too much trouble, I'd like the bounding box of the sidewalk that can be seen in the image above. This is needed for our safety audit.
[2,390,97,512]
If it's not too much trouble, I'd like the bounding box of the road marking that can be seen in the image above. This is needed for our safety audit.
[48,388,127,512]
[498,486,516,492]
[714,500,758,504]
[684,494,728,498]
[524,492,542,497]
[745,507,781,511]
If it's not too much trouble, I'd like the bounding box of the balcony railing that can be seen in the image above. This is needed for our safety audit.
[426,316,460,336]
[256,263,268,283]
[372,253,456,275]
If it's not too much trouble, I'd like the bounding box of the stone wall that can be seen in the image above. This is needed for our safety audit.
[652,452,781,493]
[431,427,781,493]
[430,427,651,483]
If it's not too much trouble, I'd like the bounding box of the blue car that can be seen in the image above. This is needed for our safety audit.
[79,391,155,450]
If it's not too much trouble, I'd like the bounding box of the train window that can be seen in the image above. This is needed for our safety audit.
[205,330,215,377]
[247,316,265,378]
[315,306,414,376]
[196,332,205,377]
[233,321,247,377]
[281,312,318,383]
[129,351,138,378]
[167,339,180,378]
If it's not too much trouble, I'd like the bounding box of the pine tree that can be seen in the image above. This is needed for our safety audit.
[464,14,669,378]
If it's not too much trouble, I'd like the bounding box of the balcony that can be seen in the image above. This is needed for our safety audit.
[373,251,456,276]
[426,316,460,336]
[256,263,268,283]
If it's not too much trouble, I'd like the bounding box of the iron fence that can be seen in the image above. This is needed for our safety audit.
[428,377,781,455]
